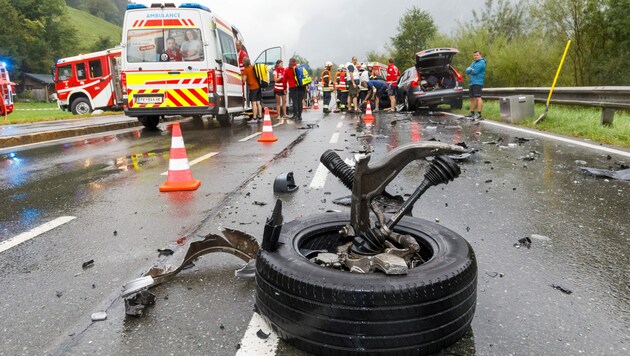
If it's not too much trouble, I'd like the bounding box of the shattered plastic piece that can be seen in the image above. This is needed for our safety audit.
[256,329,271,340]
[125,290,156,317]
[235,259,256,278]
[91,311,107,321]
[579,167,630,181]
[551,284,573,295]
[485,272,498,278]
[517,237,532,248]
[82,260,94,269]
[157,248,174,256]
[113,230,117,236]
[273,172,299,193]
[253,201,268,206]
[56,291,63,298]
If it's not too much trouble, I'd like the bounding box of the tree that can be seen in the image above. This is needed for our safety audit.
[365,50,389,65]
[0,0,77,76]
[390,6,437,70]
[468,0,531,42]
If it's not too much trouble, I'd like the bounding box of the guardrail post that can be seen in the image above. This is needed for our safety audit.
[600,107,615,126]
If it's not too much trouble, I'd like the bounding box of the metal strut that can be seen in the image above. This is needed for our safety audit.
[321,142,464,257]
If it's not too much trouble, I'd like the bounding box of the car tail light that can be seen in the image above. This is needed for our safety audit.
[411,72,419,88]
[121,72,127,94]
[451,65,463,83]
[207,69,215,93]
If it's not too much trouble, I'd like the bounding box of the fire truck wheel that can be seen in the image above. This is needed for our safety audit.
[138,116,160,129]
[217,114,233,127]
[71,97,92,115]
[255,212,477,355]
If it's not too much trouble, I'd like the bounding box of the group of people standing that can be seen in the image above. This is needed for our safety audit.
[319,57,401,114]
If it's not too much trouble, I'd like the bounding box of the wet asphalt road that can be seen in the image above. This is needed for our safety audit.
[0,109,628,356]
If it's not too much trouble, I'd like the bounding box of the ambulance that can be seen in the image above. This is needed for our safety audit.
[54,48,123,115]
[0,62,15,116]
[121,2,282,128]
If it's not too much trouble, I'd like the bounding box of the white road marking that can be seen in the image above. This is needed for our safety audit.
[330,132,340,144]
[481,120,630,158]
[239,132,262,142]
[336,122,343,128]
[0,216,76,254]
[235,312,279,356]
[161,151,219,175]
[309,162,329,189]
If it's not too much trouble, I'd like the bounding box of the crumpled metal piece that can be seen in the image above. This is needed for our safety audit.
[579,167,630,181]
[125,290,156,317]
[122,229,260,313]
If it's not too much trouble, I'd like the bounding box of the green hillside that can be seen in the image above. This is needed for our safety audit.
[67,6,122,51]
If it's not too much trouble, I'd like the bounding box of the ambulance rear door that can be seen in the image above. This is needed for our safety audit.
[123,5,210,113]
[213,17,244,113]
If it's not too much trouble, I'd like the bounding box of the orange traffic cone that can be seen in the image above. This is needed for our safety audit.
[160,122,201,192]
[258,107,278,143]
[313,100,319,110]
[364,101,375,124]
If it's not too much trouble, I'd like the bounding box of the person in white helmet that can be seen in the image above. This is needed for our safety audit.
[320,61,334,113]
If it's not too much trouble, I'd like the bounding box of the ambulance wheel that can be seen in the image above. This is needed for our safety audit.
[71,97,92,115]
[217,114,233,127]
[255,212,478,355]
[138,116,160,129]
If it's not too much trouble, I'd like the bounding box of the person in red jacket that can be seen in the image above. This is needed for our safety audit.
[385,58,401,111]
[283,58,304,121]
[236,40,248,71]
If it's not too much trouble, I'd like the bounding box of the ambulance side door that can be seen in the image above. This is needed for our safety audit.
[215,28,243,112]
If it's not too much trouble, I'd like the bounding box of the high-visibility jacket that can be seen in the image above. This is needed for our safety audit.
[336,72,347,91]
[273,67,285,92]
[321,69,333,91]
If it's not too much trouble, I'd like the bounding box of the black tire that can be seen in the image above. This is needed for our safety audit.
[217,113,233,127]
[255,212,477,355]
[451,97,463,110]
[138,115,160,129]
[71,97,92,115]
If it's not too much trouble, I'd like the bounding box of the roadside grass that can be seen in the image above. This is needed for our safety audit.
[2,102,121,125]
[454,101,630,149]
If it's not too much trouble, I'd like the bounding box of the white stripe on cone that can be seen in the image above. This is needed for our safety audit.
[168,158,191,171]
[171,137,185,148]
[262,126,273,132]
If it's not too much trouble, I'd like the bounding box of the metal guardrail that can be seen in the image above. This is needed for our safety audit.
[481,87,630,110]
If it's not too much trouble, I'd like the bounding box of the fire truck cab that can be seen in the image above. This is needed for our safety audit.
[54,48,123,115]
[0,62,15,116]
[121,2,282,128]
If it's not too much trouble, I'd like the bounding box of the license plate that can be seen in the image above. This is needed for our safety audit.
[136,95,163,104]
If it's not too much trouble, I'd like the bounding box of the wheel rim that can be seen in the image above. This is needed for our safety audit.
[76,102,90,115]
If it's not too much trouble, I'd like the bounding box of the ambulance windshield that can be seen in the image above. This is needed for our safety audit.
[126,28,204,63]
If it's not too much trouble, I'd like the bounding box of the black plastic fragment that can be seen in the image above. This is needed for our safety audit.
[551,284,573,295]
[82,260,94,269]
[261,199,283,252]
[256,329,270,339]
[125,290,156,316]
[157,248,174,256]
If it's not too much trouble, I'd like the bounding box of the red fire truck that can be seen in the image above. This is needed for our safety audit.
[0,62,15,117]
[54,47,123,115]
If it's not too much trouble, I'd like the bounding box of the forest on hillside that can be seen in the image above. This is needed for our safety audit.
[66,0,126,25]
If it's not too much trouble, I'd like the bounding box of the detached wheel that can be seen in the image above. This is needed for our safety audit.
[255,213,477,355]
[71,97,92,115]
[138,116,160,129]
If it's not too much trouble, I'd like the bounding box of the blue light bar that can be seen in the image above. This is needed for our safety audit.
[127,4,148,10]
[179,3,211,12]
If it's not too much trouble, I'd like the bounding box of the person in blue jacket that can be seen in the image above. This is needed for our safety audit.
[465,50,487,119]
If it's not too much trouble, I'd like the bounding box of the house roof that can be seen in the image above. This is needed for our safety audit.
[23,73,55,85]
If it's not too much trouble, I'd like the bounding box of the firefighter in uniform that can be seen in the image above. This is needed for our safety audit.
[321,61,334,113]
[335,65,347,112]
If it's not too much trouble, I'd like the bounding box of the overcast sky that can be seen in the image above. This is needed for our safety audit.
[138,0,486,66]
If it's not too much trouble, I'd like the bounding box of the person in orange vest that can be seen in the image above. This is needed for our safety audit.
[385,58,401,111]
[321,61,334,113]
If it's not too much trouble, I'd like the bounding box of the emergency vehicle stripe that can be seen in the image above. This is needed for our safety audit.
[173,89,197,106]
[167,93,184,107]
[189,88,208,104]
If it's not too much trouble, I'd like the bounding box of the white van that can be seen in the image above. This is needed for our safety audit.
[121,2,282,128]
